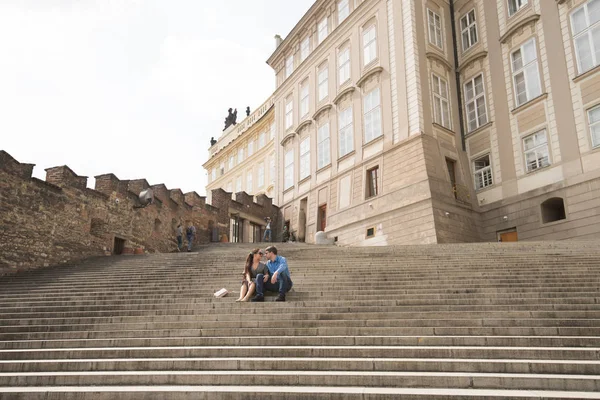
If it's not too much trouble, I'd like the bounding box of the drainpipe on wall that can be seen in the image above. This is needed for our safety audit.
[449,0,466,151]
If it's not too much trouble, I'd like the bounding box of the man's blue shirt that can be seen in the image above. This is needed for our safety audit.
[266,255,290,277]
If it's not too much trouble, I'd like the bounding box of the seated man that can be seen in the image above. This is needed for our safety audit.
[251,246,293,302]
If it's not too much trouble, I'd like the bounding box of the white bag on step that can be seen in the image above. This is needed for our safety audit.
[214,288,229,298]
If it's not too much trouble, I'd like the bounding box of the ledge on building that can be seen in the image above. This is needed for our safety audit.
[510,93,548,114]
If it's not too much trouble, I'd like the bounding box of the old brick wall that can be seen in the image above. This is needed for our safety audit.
[0,151,279,275]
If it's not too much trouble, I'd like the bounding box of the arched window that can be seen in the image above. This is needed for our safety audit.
[541,198,566,223]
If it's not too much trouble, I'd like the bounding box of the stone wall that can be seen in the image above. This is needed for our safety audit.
[0,150,278,275]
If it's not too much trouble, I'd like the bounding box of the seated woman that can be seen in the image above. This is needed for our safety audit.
[236,248,269,302]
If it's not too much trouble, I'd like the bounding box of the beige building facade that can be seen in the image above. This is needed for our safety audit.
[265,0,600,245]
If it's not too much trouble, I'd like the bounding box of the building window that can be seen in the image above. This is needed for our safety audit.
[460,9,478,51]
[464,74,487,132]
[318,17,328,44]
[300,36,310,62]
[366,166,379,198]
[541,197,566,223]
[229,154,235,170]
[508,0,528,17]
[258,132,265,149]
[338,0,349,24]
[588,104,600,148]
[285,97,293,130]
[338,106,354,157]
[511,38,541,106]
[247,140,254,157]
[236,176,242,192]
[238,147,244,163]
[523,130,550,172]
[364,87,382,143]
[427,9,443,49]
[318,65,329,101]
[211,168,216,182]
[269,154,275,184]
[363,25,377,66]
[338,47,351,85]
[285,54,294,79]
[317,122,331,169]
[300,80,310,118]
[270,121,276,140]
[571,1,600,74]
[366,227,375,238]
[284,149,294,190]
[219,162,225,176]
[432,74,451,129]
[258,163,265,188]
[226,182,232,192]
[300,137,310,180]
[247,170,253,193]
[473,154,493,190]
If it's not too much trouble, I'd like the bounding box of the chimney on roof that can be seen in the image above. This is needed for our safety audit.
[274,34,283,49]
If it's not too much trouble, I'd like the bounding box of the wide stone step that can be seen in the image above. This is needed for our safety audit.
[1,345,599,363]
[3,334,600,349]
[3,385,600,400]
[1,370,600,391]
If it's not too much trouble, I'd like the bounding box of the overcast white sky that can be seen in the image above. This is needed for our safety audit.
[0,0,313,196]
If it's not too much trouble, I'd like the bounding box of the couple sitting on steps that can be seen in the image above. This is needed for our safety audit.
[236,246,293,302]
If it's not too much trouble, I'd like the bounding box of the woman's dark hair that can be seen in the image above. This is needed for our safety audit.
[243,248,262,279]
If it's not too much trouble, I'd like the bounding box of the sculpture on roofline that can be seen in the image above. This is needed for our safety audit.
[246,106,250,117]
[210,137,217,146]
[223,108,238,131]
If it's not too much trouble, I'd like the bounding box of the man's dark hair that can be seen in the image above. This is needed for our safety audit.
[265,246,277,255]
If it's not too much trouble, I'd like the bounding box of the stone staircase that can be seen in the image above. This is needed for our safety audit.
[1,241,600,399]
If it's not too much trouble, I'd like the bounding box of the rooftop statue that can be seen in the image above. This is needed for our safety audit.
[223,108,238,131]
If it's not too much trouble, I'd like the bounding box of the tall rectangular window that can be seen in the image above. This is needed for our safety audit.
[473,154,493,190]
[363,25,377,66]
[285,97,293,130]
[284,149,294,189]
[219,162,225,176]
[236,176,242,192]
[238,147,244,163]
[247,170,253,193]
[318,17,328,44]
[211,168,216,182]
[285,55,294,79]
[511,38,541,106]
[508,0,528,17]
[588,104,600,148]
[338,0,349,24]
[338,107,354,157]
[270,154,275,184]
[300,36,310,62]
[300,80,310,118]
[338,47,351,85]
[270,121,276,140]
[427,9,443,49]
[229,154,235,170]
[247,140,254,157]
[258,132,265,149]
[299,137,310,180]
[571,0,600,74]
[460,9,478,51]
[432,74,451,129]
[364,88,382,143]
[523,130,550,172]
[317,122,331,169]
[464,74,487,132]
[258,163,265,188]
[318,66,329,101]
[366,166,379,198]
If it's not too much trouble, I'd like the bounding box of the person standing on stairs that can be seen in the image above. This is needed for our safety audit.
[176,224,183,252]
[251,246,293,302]
[262,217,272,242]
[186,222,196,252]
[236,248,269,302]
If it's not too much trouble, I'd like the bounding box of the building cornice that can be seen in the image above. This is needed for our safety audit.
[332,86,356,105]
[500,14,541,44]
[356,66,384,88]
[458,51,488,73]
[312,103,333,120]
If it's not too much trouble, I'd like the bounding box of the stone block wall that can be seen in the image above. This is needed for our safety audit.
[0,150,279,275]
